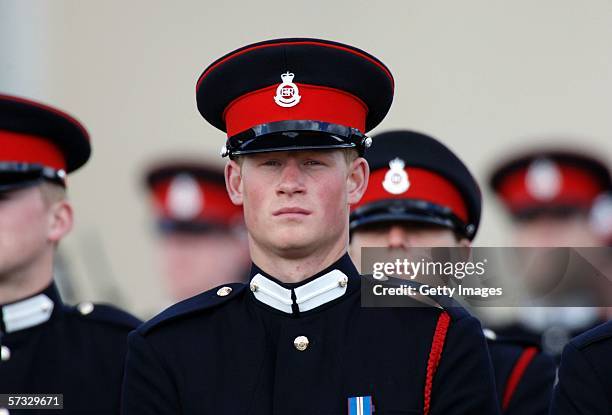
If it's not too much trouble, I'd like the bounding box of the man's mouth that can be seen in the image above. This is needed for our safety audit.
[273,207,312,216]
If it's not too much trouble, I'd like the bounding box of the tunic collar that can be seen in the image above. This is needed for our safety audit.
[0,283,61,334]
[248,253,360,315]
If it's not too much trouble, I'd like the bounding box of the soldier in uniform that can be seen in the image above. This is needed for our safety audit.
[488,148,612,359]
[143,160,249,301]
[348,130,556,414]
[550,320,612,414]
[121,38,500,414]
[0,94,141,414]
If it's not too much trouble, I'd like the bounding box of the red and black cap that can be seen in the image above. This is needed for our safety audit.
[489,149,612,219]
[196,38,394,158]
[0,94,91,192]
[350,130,481,240]
[144,160,243,234]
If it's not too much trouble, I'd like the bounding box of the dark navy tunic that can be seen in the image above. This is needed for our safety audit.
[486,332,556,415]
[550,320,612,414]
[121,254,499,414]
[0,283,141,414]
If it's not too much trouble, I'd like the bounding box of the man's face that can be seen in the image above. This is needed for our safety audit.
[513,213,602,247]
[0,186,52,280]
[159,230,249,301]
[230,150,361,258]
[349,222,466,270]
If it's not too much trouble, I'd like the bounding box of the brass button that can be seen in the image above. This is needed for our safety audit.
[294,336,309,351]
[77,302,94,315]
[217,286,233,297]
[249,282,258,292]
[1,345,10,361]
[338,276,348,287]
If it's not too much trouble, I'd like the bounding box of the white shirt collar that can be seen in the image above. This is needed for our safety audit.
[1,293,54,333]
[249,269,349,314]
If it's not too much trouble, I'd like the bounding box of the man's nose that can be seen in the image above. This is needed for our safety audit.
[387,225,409,248]
[276,160,306,196]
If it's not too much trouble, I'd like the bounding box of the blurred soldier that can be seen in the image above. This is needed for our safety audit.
[143,160,249,301]
[122,38,499,414]
[551,320,612,414]
[349,130,556,415]
[488,148,612,359]
[0,94,141,414]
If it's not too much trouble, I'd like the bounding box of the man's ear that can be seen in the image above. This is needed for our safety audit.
[225,160,244,206]
[347,157,369,205]
[47,200,73,243]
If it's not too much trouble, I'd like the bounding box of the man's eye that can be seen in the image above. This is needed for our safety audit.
[262,160,281,166]
[305,160,323,166]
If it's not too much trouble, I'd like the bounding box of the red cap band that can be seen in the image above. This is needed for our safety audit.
[223,84,368,137]
[151,177,242,226]
[0,130,66,170]
[354,167,469,222]
[497,164,604,212]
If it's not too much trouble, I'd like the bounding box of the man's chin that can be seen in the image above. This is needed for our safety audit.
[269,235,318,259]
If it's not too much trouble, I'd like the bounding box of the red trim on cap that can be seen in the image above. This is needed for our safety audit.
[151,177,242,226]
[0,130,66,170]
[497,164,604,212]
[353,167,469,222]
[424,311,450,415]
[223,83,367,137]
[196,40,394,90]
[502,346,538,411]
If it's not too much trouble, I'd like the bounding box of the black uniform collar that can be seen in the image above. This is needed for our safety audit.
[248,253,360,315]
[0,282,62,334]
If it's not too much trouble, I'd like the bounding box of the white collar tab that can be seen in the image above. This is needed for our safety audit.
[2,293,54,333]
[250,269,349,314]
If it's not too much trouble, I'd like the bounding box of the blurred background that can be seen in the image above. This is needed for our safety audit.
[1,0,611,318]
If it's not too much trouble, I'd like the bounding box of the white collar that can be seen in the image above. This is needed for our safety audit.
[1,293,54,333]
[249,269,349,314]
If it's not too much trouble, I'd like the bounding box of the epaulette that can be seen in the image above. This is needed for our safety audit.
[66,302,142,330]
[139,283,246,335]
[571,320,612,350]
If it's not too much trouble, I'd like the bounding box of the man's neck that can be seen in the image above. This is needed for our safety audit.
[0,258,54,305]
[249,239,348,284]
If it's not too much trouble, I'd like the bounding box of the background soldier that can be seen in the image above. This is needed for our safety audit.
[143,160,249,301]
[349,130,556,415]
[121,38,499,414]
[0,94,141,414]
[488,148,612,359]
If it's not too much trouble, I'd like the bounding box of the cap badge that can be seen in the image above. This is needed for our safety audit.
[274,72,301,108]
[525,158,562,201]
[382,158,410,195]
[167,174,204,220]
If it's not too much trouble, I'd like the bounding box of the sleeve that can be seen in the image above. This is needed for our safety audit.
[504,351,556,415]
[550,342,609,415]
[429,315,501,415]
[121,330,181,415]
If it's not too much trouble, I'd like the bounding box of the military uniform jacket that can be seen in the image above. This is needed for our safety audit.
[550,320,612,414]
[0,283,141,414]
[122,254,499,414]
[485,331,556,415]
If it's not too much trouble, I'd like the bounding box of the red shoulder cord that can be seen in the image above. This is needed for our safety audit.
[423,311,451,415]
[502,346,538,411]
